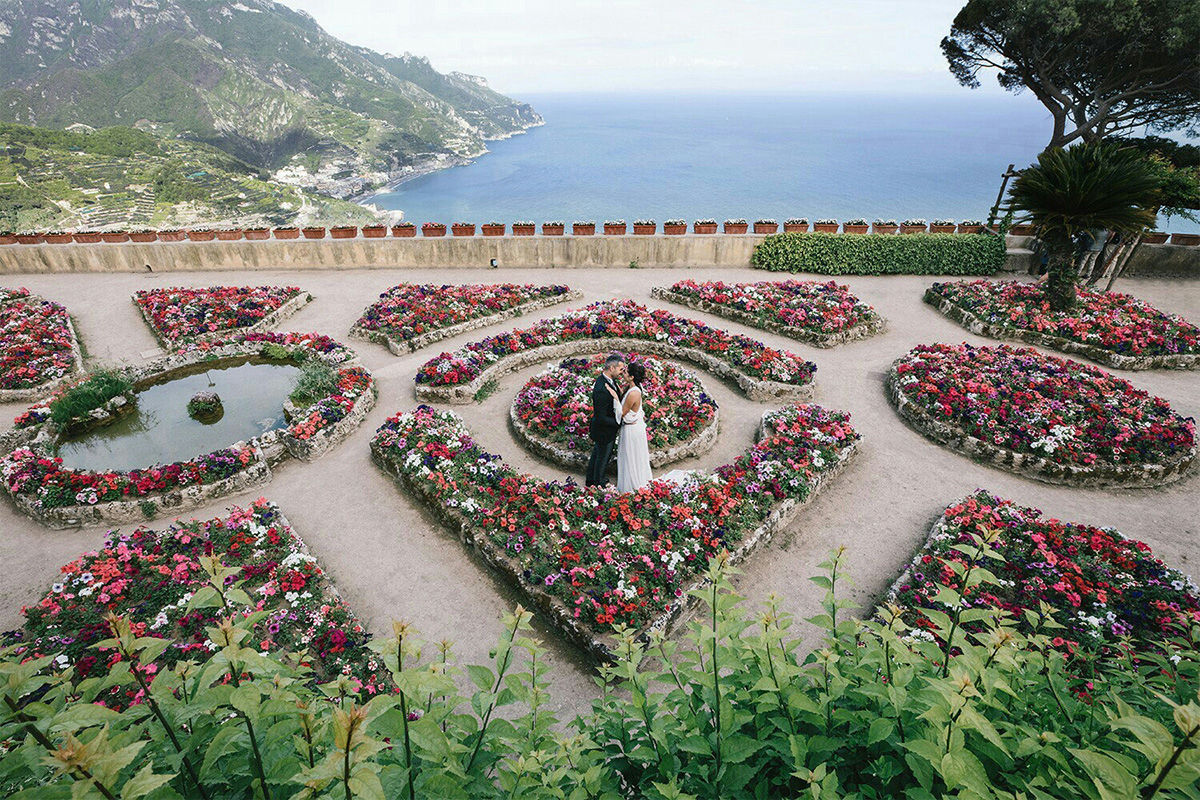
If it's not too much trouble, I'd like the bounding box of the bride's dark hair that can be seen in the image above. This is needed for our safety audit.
[627,361,646,388]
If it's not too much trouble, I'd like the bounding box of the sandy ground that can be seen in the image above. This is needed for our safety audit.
[1,266,1197,719]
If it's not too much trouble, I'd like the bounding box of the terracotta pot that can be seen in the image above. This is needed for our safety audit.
[813,223,839,233]
[129,231,158,242]
[1141,231,1169,244]
[1008,224,1036,236]
[302,227,326,239]
[957,224,984,234]
[542,224,565,236]
[694,223,718,234]
[157,230,185,242]
[900,224,926,234]
[43,233,72,244]
[16,233,44,244]
[186,230,216,241]
[100,232,130,243]
[571,223,594,236]
[0,233,17,245]
[929,225,956,234]
[871,224,898,235]
[1170,233,1200,246]
[663,223,686,235]
[216,229,244,241]
[633,223,656,235]
[273,227,300,240]
[451,224,476,237]
[362,225,387,238]
[723,222,748,234]
[604,223,627,235]
[392,225,417,237]
[512,224,535,236]
[481,224,505,237]
[783,223,809,233]
[753,222,778,234]
[243,229,270,240]
[422,225,447,237]
[72,232,103,243]
[330,226,358,239]
[843,224,869,234]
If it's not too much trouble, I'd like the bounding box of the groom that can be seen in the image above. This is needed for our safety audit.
[585,352,625,487]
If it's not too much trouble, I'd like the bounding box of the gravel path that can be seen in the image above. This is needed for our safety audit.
[1,267,1196,718]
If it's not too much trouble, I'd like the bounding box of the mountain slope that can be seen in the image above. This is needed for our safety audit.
[0,0,541,185]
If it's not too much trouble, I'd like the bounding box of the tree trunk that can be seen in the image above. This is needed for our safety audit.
[1104,234,1144,293]
[1044,239,1077,311]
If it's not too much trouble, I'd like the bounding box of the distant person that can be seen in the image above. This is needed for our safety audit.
[585,353,625,487]
[606,360,652,493]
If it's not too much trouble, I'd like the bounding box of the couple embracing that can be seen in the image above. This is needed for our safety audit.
[585,353,652,493]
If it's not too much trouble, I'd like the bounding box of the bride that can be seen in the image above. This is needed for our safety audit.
[607,360,652,492]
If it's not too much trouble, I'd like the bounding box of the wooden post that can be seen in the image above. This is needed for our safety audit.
[986,164,1018,229]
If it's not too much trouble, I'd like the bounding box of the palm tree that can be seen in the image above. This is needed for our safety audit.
[1009,143,1159,310]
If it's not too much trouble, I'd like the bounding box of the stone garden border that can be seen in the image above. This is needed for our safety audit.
[372,407,857,662]
[651,286,887,348]
[923,287,1200,371]
[133,289,314,350]
[508,358,721,471]
[416,336,815,405]
[350,288,584,355]
[1,334,375,528]
[884,360,1197,488]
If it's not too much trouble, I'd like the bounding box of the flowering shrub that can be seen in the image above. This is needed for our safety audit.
[892,490,1200,657]
[1,444,257,509]
[927,280,1200,360]
[890,343,1195,469]
[134,285,306,344]
[8,499,383,708]
[353,283,574,347]
[371,403,856,633]
[415,299,816,389]
[288,366,373,440]
[513,353,717,454]
[0,287,77,391]
[659,279,882,343]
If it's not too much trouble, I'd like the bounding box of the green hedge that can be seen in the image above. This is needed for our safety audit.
[751,231,1006,275]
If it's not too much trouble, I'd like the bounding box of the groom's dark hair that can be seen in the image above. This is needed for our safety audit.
[604,353,626,367]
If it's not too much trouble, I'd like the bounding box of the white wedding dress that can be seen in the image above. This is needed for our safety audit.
[615,387,652,493]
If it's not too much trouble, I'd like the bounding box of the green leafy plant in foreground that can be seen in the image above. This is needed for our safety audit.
[1,545,1197,799]
[47,370,132,426]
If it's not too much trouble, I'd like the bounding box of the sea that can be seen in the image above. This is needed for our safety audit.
[367,92,1198,234]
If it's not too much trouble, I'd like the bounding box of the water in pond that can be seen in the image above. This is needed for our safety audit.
[56,361,301,472]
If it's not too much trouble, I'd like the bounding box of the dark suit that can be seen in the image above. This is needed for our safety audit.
[585,374,620,486]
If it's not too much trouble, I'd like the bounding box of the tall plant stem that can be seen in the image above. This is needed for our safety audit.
[3,695,119,800]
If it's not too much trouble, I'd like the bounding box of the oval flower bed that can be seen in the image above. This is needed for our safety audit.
[415,300,817,404]
[350,282,582,355]
[2,332,375,528]
[886,343,1196,488]
[885,489,1200,659]
[511,353,719,469]
[925,280,1200,370]
[7,499,387,709]
[0,287,83,401]
[652,279,886,347]
[370,402,858,659]
[134,285,312,347]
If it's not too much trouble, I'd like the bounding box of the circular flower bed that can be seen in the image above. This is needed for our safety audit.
[511,353,719,469]
[652,279,885,347]
[0,287,82,401]
[925,280,1200,370]
[886,343,1196,487]
[134,285,311,346]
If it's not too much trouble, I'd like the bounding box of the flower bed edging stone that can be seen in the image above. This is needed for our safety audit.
[884,361,1196,488]
[282,383,377,462]
[651,286,887,348]
[923,288,1200,371]
[0,314,85,403]
[416,336,815,405]
[349,288,584,355]
[133,289,314,349]
[371,408,857,662]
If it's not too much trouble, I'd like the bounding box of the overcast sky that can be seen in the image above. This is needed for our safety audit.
[279,0,997,96]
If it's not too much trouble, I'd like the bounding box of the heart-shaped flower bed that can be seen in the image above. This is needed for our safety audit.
[925,280,1200,370]
[511,353,719,469]
[885,489,1200,658]
[0,287,82,401]
[134,285,311,346]
[886,343,1196,487]
[371,402,858,658]
[9,499,385,709]
[415,299,817,403]
[652,279,885,346]
[351,282,582,354]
